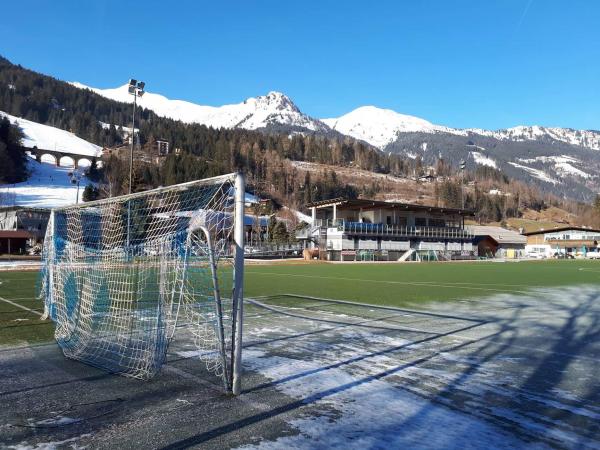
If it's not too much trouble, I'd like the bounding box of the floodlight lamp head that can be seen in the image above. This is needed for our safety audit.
[137,81,145,90]
[129,78,137,86]
[137,90,145,97]
[128,85,136,95]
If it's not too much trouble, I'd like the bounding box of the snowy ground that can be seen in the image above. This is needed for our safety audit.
[1,287,599,449]
[0,158,90,208]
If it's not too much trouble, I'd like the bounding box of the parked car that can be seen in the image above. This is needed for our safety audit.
[586,250,600,260]
[526,251,546,259]
[553,252,574,259]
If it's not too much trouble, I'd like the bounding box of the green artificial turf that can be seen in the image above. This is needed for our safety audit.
[1,259,600,345]
[244,259,600,305]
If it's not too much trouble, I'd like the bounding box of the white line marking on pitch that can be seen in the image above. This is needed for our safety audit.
[0,296,44,318]
[578,268,600,274]
[247,272,531,294]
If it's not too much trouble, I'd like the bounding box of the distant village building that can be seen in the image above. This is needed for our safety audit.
[0,207,51,254]
[523,226,600,257]
[467,225,526,258]
[488,189,512,197]
[156,139,169,156]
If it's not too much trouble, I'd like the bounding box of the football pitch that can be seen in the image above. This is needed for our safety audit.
[1,260,600,449]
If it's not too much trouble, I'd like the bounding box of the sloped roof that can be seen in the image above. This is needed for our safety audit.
[0,230,34,239]
[522,226,600,236]
[466,225,526,245]
[305,197,474,216]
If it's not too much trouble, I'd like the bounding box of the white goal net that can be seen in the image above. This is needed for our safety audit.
[39,173,245,393]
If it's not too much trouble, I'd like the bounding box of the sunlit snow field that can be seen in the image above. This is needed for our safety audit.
[0,158,90,207]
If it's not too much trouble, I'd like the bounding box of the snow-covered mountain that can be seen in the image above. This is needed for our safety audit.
[0,111,102,157]
[70,82,330,133]
[72,81,600,154]
[63,81,600,200]
[469,126,600,151]
[322,106,600,152]
[322,106,457,149]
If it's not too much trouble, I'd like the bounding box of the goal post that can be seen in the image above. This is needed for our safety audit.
[232,171,245,395]
[39,172,245,394]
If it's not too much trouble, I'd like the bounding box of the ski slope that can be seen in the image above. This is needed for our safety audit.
[0,111,102,157]
[0,158,87,208]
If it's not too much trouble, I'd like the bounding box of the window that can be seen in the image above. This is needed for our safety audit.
[386,216,392,225]
[415,218,427,227]
[429,219,445,228]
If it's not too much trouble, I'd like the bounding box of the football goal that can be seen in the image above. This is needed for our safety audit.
[39,172,245,394]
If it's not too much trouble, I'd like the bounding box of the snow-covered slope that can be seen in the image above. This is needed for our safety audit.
[322,106,458,149]
[468,125,600,151]
[322,106,600,152]
[72,82,600,153]
[71,83,329,133]
[0,158,88,208]
[0,111,102,157]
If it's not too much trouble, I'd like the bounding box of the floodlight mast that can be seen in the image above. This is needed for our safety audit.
[126,79,145,253]
[460,159,466,209]
[128,79,145,195]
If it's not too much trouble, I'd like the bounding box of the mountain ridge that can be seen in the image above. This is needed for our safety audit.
[70,82,330,133]
[64,80,600,201]
[71,81,600,153]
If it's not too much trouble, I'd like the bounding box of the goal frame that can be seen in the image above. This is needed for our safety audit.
[40,172,246,395]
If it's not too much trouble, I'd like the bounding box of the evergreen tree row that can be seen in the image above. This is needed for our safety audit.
[0,117,26,183]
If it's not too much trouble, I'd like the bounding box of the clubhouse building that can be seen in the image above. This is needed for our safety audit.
[298,197,475,261]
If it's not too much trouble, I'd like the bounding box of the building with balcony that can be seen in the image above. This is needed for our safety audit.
[0,206,50,241]
[0,207,50,255]
[523,226,600,257]
[299,198,475,261]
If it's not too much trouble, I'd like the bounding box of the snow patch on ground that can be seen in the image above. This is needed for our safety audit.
[471,151,497,168]
[34,416,82,426]
[241,347,539,449]
[6,434,91,450]
[518,155,590,179]
[508,162,558,184]
[0,158,90,208]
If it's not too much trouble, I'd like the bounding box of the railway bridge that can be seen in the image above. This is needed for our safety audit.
[22,146,100,169]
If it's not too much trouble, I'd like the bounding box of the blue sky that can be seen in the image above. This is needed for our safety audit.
[1,0,598,130]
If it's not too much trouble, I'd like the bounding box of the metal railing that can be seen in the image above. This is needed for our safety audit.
[313,219,473,240]
[244,243,303,258]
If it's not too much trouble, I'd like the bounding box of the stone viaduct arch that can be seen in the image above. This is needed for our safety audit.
[23,146,99,169]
